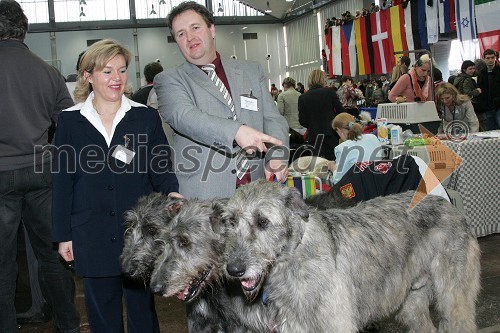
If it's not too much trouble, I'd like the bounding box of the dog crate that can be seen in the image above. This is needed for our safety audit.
[286,175,323,199]
[390,144,461,186]
[376,102,440,124]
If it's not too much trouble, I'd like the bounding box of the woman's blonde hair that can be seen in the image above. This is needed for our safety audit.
[307,69,326,89]
[435,82,470,110]
[332,112,363,141]
[415,53,431,68]
[73,39,132,102]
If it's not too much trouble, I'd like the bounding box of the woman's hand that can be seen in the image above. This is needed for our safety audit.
[168,192,184,199]
[396,96,407,104]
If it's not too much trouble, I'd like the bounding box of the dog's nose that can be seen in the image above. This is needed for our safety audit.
[150,283,164,294]
[226,260,246,277]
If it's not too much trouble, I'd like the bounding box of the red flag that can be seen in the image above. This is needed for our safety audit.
[340,21,356,76]
[371,11,392,74]
[325,26,334,78]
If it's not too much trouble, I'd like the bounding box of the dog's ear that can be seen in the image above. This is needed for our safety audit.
[165,198,186,217]
[209,199,227,234]
[282,187,309,220]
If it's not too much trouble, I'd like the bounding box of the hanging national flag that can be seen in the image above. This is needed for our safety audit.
[332,25,343,76]
[340,21,357,76]
[325,26,334,78]
[456,0,477,41]
[371,11,392,74]
[354,15,374,75]
[388,5,409,66]
[403,2,429,63]
[426,0,440,43]
[475,0,500,53]
[439,0,457,33]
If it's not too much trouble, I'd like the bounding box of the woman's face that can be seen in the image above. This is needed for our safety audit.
[440,93,454,107]
[86,54,127,104]
[465,66,476,76]
[415,63,431,80]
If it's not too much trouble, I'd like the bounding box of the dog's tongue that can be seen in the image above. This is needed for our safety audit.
[241,278,256,290]
[176,285,190,301]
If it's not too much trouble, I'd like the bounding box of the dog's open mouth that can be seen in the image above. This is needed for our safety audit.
[240,275,263,292]
[176,269,211,302]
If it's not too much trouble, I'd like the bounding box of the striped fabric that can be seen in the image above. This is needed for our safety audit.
[287,175,321,199]
[354,15,373,75]
[202,64,248,180]
[388,5,409,67]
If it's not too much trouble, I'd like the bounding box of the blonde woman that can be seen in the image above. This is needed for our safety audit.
[436,83,479,134]
[52,39,179,332]
[298,69,345,160]
[389,54,433,103]
[329,113,383,184]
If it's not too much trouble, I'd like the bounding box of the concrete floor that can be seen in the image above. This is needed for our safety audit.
[16,233,500,333]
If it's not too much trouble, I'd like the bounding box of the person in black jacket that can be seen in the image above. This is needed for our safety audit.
[0,2,80,331]
[298,69,345,161]
[476,49,500,130]
[131,61,163,105]
[52,39,179,333]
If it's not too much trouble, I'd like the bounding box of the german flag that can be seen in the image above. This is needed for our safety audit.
[354,15,374,75]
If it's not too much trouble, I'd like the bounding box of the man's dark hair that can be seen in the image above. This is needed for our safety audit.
[167,1,214,38]
[0,0,28,41]
[341,75,352,83]
[399,55,411,67]
[144,61,163,83]
[460,60,475,73]
[483,48,498,59]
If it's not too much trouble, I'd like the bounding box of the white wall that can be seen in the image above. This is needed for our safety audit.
[24,23,285,92]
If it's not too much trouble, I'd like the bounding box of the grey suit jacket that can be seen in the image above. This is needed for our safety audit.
[154,58,289,199]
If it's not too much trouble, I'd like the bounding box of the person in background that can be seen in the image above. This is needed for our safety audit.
[387,55,411,92]
[0,1,80,332]
[277,77,306,135]
[270,83,279,101]
[131,61,164,105]
[154,1,288,200]
[52,39,179,333]
[389,54,433,103]
[297,82,305,94]
[454,60,482,114]
[371,79,387,106]
[329,112,383,184]
[476,48,500,130]
[436,83,479,134]
[299,69,345,161]
[337,75,360,112]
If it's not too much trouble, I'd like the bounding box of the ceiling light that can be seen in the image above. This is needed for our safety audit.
[217,3,223,12]
[265,1,272,13]
[159,0,166,4]
[79,0,86,5]
[286,0,293,2]
[241,26,248,30]
[150,4,157,15]
[79,6,85,17]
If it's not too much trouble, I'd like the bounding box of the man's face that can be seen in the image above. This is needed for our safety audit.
[484,53,497,69]
[171,10,216,66]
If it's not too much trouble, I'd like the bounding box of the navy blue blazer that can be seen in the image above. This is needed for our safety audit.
[52,105,178,277]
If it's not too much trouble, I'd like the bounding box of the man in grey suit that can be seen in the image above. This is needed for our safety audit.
[155,1,289,199]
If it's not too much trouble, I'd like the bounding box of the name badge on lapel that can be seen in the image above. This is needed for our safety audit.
[240,90,258,112]
[112,136,135,164]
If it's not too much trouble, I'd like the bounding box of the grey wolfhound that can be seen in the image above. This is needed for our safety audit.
[225,180,480,333]
[149,199,273,333]
[120,193,185,281]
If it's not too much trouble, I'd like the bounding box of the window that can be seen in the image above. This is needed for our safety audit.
[54,0,130,22]
[17,0,49,24]
[213,0,264,17]
[135,0,205,20]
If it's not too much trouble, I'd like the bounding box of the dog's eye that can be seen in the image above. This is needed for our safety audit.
[144,226,157,236]
[177,236,190,248]
[257,217,269,229]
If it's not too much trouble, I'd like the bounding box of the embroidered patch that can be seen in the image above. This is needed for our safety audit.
[340,183,356,199]
[356,161,373,172]
[374,162,392,174]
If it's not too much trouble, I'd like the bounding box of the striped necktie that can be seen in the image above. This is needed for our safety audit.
[201,64,237,121]
[202,64,248,180]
